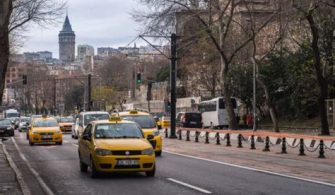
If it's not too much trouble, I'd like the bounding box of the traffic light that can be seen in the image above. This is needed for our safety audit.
[136,73,142,84]
[22,75,27,85]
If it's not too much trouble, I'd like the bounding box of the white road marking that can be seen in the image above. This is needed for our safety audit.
[1,140,31,195]
[72,143,78,147]
[11,137,55,195]
[165,151,335,188]
[167,178,212,194]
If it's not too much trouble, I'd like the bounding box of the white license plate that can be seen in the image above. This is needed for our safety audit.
[0,130,4,133]
[190,122,197,124]
[117,160,139,166]
[42,135,52,139]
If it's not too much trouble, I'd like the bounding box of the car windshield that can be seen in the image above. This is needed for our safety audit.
[59,117,74,123]
[0,120,11,126]
[20,118,30,122]
[121,115,156,128]
[84,114,109,126]
[33,119,58,127]
[6,113,19,118]
[94,123,143,139]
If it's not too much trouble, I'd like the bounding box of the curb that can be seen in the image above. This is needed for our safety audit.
[0,139,31,195]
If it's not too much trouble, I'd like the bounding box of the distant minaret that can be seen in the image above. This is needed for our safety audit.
[58,13,75,64]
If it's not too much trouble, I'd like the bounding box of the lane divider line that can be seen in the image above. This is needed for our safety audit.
[1,139,31,195]
[72,143,78,147]
[167,178,212,194]
[11,137,55,195]
[165,151,335,188]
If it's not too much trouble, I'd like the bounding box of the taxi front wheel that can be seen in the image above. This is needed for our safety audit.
[145,164,156,177]
[80,161,88,172]
[29,140,34,146]
[155,151,162,156]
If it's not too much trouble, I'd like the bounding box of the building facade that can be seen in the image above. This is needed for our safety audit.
[77,44,94,62]
[59,15,76,64]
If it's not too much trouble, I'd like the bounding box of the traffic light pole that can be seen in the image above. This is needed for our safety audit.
[170,33,177,138]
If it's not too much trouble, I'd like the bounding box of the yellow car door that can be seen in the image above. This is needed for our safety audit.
[80,124,93,165]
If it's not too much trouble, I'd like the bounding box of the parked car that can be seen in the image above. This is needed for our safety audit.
[176,112,202,128]
[0,119,15,137]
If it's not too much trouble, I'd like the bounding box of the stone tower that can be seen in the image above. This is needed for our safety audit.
[58,14,75,63]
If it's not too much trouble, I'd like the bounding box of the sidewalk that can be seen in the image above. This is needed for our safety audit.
[162,129,335,184]
[0,139,23,195]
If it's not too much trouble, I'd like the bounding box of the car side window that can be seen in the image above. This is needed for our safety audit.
[83,124,92,136]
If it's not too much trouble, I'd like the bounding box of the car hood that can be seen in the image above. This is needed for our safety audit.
[31,127,60,132]
[94,139,152,150]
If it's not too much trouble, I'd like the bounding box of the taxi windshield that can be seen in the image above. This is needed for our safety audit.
[84,114,109,126]
[59,117,74,123]
[121,115,156,128]
[33,119,58,127]
[94,123,143,139]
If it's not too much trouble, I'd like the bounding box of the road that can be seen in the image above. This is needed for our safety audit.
[3,132,335,195]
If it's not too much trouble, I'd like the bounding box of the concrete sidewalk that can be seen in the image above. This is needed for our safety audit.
[162,131,335,185]
[0,139,23,195]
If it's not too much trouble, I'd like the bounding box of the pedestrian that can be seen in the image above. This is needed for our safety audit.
[246,113,253,128]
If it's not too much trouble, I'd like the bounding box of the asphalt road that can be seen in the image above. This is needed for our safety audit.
[3,132,335,195]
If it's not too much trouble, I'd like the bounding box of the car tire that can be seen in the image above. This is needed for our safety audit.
[155,151,162,157]
[90,158,99,178]
[145,164,155,177]
[57,142,62,145]
[29,140,34,146]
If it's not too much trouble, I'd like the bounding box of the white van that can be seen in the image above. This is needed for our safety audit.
[71,111,109,139]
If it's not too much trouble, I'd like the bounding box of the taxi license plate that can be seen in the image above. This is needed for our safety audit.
[42,135,52,139]
[117,160,139,166]
[190,121,197,124]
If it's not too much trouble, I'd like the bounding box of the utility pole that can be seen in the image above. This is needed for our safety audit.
[88,74,92,111]
[252,58,257,131]
[170,33,177,138]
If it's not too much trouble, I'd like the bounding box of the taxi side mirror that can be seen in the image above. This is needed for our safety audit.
[147,134,154,140]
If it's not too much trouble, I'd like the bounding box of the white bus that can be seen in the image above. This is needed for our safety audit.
[199,97,237,128]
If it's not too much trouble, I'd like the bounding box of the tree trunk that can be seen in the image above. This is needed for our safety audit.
[306,13,330,135]
[0,0,12,106]
[256,76,279,132]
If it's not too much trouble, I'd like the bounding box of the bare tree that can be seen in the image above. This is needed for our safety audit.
[0,0,65,105]
[135,0,278,129]
[291,0,334,135]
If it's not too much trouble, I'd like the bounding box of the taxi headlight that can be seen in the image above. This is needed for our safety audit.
[95,148,113,156]
[153,130,160,136]
[56,129,62,133]
[142,148,154,156]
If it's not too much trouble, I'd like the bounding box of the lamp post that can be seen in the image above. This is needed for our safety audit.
[251,58,257,131]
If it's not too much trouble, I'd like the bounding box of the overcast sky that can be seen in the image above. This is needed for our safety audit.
[20,0,147,58]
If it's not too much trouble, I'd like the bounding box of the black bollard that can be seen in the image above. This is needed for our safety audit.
[237,134,243,148]
[250,135,256,150]
[226,133,231,147]
[178,130,182,140]
[205,132,209,144]
[195,131,199,142]
[165,128,168,138]
[216,132,221,145]
[263,136,270,152]
[281,137,287,154]
[318,140,325,158]
[186,130,190,141]
[299,138,305,156]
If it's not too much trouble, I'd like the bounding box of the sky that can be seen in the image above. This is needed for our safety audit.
[20,0,147,58]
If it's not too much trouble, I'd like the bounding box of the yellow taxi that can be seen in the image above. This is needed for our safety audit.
[58,117,74,133]
[78,116,156,178]
[28,116,63,146]
[158,116,170,129]
[119,110,162,156]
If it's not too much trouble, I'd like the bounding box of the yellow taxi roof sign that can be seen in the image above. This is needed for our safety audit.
[129,110,138,114]
[109,116,122,122]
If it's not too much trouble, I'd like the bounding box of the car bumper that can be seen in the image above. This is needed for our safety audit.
[30,134,62,143]
[93,154,155,172]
